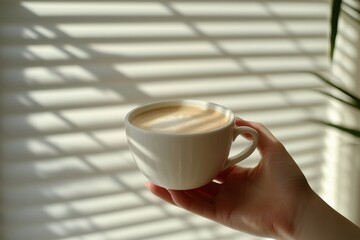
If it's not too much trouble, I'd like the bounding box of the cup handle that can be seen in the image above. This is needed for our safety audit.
[222,126,259,170]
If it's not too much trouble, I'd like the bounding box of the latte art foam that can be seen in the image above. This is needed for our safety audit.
[149,114,193,131]
[131,105,229,133]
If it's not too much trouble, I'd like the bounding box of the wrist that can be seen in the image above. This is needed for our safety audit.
[274,188,315,240]
[290,189,360,240]
[291,189,319,240]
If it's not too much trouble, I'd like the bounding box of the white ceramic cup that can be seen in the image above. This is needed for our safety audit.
[125,100,259,190]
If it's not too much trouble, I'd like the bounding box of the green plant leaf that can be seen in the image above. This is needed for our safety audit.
[330,0,343,60]
[307,71,360,109]
[342,1,360,25]
[343,0,360,16]
[313,120,360,138]
[315,89,360,110]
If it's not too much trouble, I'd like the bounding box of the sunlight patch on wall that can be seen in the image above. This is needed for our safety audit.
[57,23,196,38]
[171,2,327,17]
[89,42,219,57]
[114,59,243,78]
[1,1,330,240]
[3,87,124,110]
[21,2,172,16]
[2,66,98,86]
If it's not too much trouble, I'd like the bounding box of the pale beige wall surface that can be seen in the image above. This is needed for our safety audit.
[1,1,330,240]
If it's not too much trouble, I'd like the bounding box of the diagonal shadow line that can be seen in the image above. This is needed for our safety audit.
[0,0,332,239]
[246,1,330,128]
[0,33,329,46]
[2,93,113,152]
[1,85,327,115]
[4,132,325,188]
[9,148,324,240]
[1,51,327,68]
[158,1,330,110]
[1,4,153,106]
[3,116,326,164]
[1,15,328,25]
[2,70,328,93]
[4,156,203,238]
[1,4,153,154]
[5,154,321,239]
[1,101,326,133]
[161,1,254,75]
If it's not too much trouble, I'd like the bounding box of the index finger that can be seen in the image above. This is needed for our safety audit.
[235,118,285,156]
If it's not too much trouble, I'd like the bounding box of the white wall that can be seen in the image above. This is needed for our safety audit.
[323,1,360,225]
[1,1,330,240]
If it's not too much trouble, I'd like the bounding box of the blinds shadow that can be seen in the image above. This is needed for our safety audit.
[1,1,329,240]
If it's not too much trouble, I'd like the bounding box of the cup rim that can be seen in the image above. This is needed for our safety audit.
[125,99,235,136]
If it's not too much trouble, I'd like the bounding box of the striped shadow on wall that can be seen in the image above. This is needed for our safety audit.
[1,1,330,240]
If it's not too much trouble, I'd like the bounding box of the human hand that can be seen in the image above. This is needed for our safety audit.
[146,118,312,239]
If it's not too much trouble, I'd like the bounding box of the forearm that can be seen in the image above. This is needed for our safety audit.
[291,191,360,240]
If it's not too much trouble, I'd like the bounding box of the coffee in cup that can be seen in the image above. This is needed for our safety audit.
[130,105,230,134]
[125,100,259,190]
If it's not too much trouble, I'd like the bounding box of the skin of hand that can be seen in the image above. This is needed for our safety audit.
[146,118,360,239]
[146,118,312,239]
